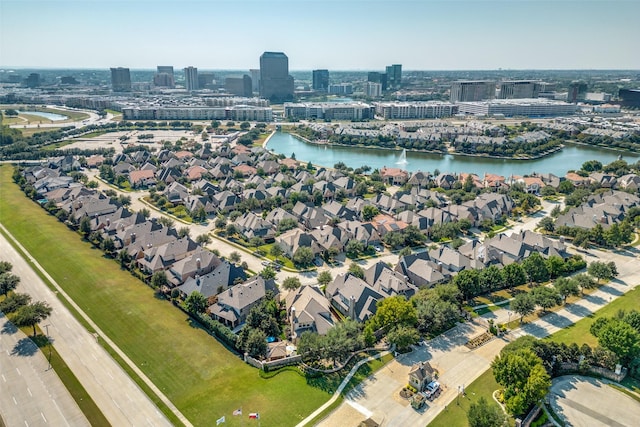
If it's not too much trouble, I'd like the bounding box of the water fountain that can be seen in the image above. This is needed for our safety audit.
[396,148,408,165]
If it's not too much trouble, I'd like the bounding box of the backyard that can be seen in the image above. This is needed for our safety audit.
[0,165,331,427]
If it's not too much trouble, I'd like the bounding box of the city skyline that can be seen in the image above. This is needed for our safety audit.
[1,0,639,70]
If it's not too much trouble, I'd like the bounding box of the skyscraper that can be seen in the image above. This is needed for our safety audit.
[259,52,294,102]
[110,67,131,92]
[386,64,402,90]
[312,69,329,92]
[225,75,253,97]
[250,69,260,93]
[567,81,588,103]
[198,72,216,90]
[368,72,387,92]
[184,66,199,91]
[157,66,174,76]
[450,81,495,102]
[498,81,540,99]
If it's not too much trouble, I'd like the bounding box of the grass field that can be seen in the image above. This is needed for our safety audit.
[429,368,512,427]
[0,165,330,427]
[547,282,640,348]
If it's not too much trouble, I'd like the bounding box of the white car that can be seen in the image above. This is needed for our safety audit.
[425,381,440,399]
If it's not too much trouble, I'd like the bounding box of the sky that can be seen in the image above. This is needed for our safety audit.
[1,0,639,70]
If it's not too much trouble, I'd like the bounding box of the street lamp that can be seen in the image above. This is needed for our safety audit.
[44,324,52,370]
[457,385,461,405]
[508,311,512,326]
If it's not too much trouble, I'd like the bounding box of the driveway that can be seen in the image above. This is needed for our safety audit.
[549,376,640,427]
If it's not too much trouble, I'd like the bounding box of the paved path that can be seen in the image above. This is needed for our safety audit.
[0,315,90,427]
[549,376,640,427]
[318,244,640,426]
[0,224,181,427]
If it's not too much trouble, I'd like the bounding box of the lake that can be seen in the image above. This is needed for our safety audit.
[266,132,639,177]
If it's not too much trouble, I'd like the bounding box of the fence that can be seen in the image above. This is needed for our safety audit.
[244,353,303,370]
[558,362,627,382]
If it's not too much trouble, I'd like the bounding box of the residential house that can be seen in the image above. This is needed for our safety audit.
[129,169,157,188]
[276,228,322,258]
[210,276,279,328]
[380,167,409,186]
[325,273,385,323]
[176,254,245,294]
[395,252,448,288]
[234,212,275,241]
[286,286,335,340]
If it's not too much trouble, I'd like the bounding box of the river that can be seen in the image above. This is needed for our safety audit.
[18,111,68,121]
[266,132,639,177]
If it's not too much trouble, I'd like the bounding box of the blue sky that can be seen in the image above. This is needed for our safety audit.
[1,0,639,70]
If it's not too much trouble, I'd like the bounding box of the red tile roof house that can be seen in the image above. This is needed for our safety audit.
[184,165,208,181]
[380,167,409,186]
[233,164,257,177]
[173,150,194,160]
[129,169,157,188]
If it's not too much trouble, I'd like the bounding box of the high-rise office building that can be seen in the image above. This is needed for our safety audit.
[567,81,588,103]
[386,64,402,89]
[498,80,541,99]
[198,72,215,90]
[619,89,640,108]
[110,67,131,92]
[225,75,253,97]
[24,73,41,88]
[312,69,329,92]
[450,81,495,102]
[365,82,382,98]
[250,69,260,93]
[259,52,294,102]
[184,66,199,91]
[157,66,174,76]
[368,72,387,92]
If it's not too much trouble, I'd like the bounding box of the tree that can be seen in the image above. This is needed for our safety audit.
[196,234,211,245]
[588,261,613,284]
[347,262,364,280]
[511,292,535,323]
[368,295,417,332]
[79,216,92,236]
[522,252,549,284]
[467,397,507,427]
[293,247,314,267]
[317,270,332,287]
[240,121,251,130]
[452,269,480,300]
[0,292,31,314]
[491,349,551,415]
[0,272,20,295]
[478,265,505,293]
[345,240,364,257]
[158,216,175,228]
[598,320,640,365]
[150,271,168,289]
[229,251,241,263]
[185,291,207,314]
[531,286,562,313]
[13,301,53,337]
[259,266,276,280]
[553,277,580,303]
[386,325,419,352]
[282,276,302,290]
[249,237,264,250]
[574,273,598,295]
[0,261,12,274]
[244,328,268,359]
[503,263,528,288]
[100,237,115,254]
[545,255,566,279]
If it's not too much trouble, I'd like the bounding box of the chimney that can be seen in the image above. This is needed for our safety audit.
[196,258,201,270]
[436,261,443,272]
[107,218,111,227]
[348,295,356,320]
[229,287,233,297]
[131,232,136,243]
[291,306,296,321]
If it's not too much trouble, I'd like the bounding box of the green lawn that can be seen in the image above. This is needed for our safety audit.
[547,283,640,348]
[430,368,513,427]
[0,165,330,427]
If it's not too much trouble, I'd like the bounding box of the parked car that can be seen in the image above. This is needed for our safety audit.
[261,261,271,267]
[424,381,440,399]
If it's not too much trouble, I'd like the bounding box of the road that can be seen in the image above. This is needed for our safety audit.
[0,315,89,427]
[549,376,640,427]
[0,226,177,427]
